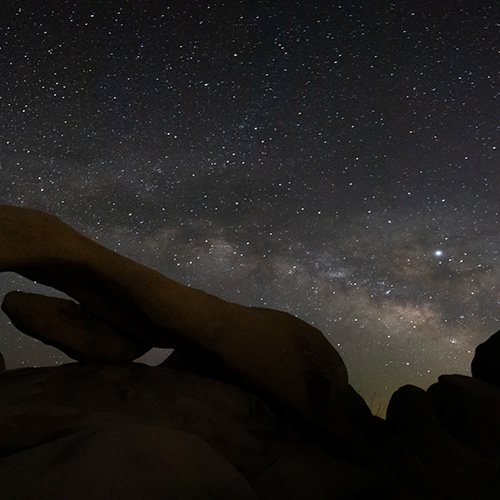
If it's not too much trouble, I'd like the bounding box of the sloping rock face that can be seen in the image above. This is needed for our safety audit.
[0,363,377,499]
[471,330,500,387]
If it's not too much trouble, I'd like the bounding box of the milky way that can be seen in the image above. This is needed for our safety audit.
[1,1,500,411]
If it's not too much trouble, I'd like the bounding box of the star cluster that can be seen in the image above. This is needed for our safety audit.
[1,1,500,411]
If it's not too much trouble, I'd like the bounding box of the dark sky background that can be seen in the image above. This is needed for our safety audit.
[1,1,500,412]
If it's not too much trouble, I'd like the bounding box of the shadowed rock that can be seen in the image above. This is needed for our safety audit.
[428,375,500,458]
[0,421,259,500]
[0,363,376,499]
[471,330,500,388]
[386,384,499,500]
[2,292,149,363]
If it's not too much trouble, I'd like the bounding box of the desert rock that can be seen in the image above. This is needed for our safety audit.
[428,374,500,458]
[3,206,500,498]
[2,291,149,363]
[0,362,376,499]
[387,384,499,499]
[0,205,368,446]
[471,330,500,388]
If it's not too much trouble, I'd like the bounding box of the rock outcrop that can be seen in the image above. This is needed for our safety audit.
[2,205,500,498]
[3,292,150,363]
[471,330,500,387]
[428,375,500,458]
[0,363,378,499]
[386,384,499,499]
[0,205,369,449]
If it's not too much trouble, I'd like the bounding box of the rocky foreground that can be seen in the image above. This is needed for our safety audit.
[1,206,500,499]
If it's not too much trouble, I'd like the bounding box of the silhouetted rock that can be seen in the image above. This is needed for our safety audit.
[0,420,259,500]
[386,384,499,499]
[387,384,436,432]
[3,206,500,497]
[0,363,376,499]
[428,374,500,458]
[471,330,500,387]
[3,292,149,363]
[0,205,369,449]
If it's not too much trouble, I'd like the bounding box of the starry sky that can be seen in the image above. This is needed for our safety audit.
[1,1,500,412]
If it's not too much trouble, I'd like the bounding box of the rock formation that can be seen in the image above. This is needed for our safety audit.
[1,205,500,498]
[0,206,369,447]
[471,329,500,387]
[0,362,380,499]
[386,384,499,499]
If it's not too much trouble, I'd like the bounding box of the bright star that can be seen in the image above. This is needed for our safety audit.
[434,250,443,257]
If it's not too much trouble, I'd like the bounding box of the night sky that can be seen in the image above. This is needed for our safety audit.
[1,1,500,412]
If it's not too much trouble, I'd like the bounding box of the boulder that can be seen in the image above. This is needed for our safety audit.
[0,362,377,499]
[386,384,499,500]
[386,384,436,433]
[471,330,500,387]
[0,421,259,500]
[428,374,500,458]
[1,362,500,499]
